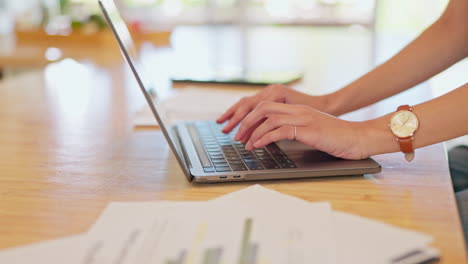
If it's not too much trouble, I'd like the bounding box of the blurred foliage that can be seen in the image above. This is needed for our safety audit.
[59,0,107,31]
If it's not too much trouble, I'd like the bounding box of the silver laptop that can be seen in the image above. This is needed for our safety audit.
[99,0,381,183]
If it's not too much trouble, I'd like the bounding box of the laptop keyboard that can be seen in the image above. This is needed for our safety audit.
[188,121,296,173]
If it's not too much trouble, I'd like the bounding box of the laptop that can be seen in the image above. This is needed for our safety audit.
[99,0,381,183]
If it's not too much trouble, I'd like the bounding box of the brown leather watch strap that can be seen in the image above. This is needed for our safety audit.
[398,137,414,153]
[392,105,417,161]
[397,105,411,111]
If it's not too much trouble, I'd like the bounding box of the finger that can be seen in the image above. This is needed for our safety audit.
[216,101,241,124]
[222,105,252,133]
[247,114,291,148]
[251,126,295,150]
[236,102,297,140]
[240,131,254,144]
[237,118,266,144]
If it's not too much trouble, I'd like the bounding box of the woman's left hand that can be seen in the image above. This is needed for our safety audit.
[234,102,370,160]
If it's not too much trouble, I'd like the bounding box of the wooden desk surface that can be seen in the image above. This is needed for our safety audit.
[0,30,171,68]
[0,61,466,263]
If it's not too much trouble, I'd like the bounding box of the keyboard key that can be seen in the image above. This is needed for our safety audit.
[215,166,231,172]
[224,153,239,158]
[195,122,294,171]
[276,157,291,164]
[277,158,296,168]
[245,161,264,170]
[266,144,280,152]
[231,164,248,171]
[222,148,236,152]
[222,146,236,150]
[206,147,221,152]
[266,164,281,169]
[280,163,297,168]
[261,160,279,169]
[203,168,215,173]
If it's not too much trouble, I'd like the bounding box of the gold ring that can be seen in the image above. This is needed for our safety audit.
[294,126,297,141]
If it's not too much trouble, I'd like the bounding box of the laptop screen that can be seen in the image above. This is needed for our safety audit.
[98,0,192,180]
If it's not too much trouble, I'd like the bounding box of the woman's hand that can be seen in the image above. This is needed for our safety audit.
[234,102,370,160]
[216,84,330,134]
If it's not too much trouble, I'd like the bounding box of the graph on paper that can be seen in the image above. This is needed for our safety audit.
[164,218,259,264]
[83,193,336,264]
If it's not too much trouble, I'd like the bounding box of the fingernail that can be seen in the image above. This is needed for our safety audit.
[245,141,252,150]
[253,141,261,148]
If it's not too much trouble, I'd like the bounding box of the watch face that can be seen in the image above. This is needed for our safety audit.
[390,110,419,138]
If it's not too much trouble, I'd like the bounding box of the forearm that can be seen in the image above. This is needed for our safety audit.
[362,83,468,156]
[324,0,468,116]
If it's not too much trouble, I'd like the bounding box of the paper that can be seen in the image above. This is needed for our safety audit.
[0,235,87,264]
[134,87,257,128]
[86,200,337,264]
[0,185,439,264]
[211,185,438,264]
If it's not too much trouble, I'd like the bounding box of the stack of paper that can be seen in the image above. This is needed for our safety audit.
[0,185,439,264]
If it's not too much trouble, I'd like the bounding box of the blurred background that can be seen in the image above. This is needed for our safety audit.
[0,0,466,99]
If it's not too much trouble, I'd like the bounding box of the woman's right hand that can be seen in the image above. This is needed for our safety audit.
[216,84,331,137]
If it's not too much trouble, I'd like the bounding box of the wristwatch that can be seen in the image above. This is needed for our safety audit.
[389,105,419,162]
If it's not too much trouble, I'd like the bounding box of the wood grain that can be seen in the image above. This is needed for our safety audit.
[0,61,466,263]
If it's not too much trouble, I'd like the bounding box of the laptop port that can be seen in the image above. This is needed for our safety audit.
[233,175,241,179]
[219,176,227,179]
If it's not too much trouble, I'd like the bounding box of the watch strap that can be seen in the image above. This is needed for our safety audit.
[398,137,414,154]
[397,104,411,111]
[395,105,416,162]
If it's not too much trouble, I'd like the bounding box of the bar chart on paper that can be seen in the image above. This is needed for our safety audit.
[131,210,328,264]
[84,198,335,264]
[165,218,259,264]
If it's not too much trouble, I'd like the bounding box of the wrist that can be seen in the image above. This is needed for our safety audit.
[359,117,400,157]
[322,91,346,116]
